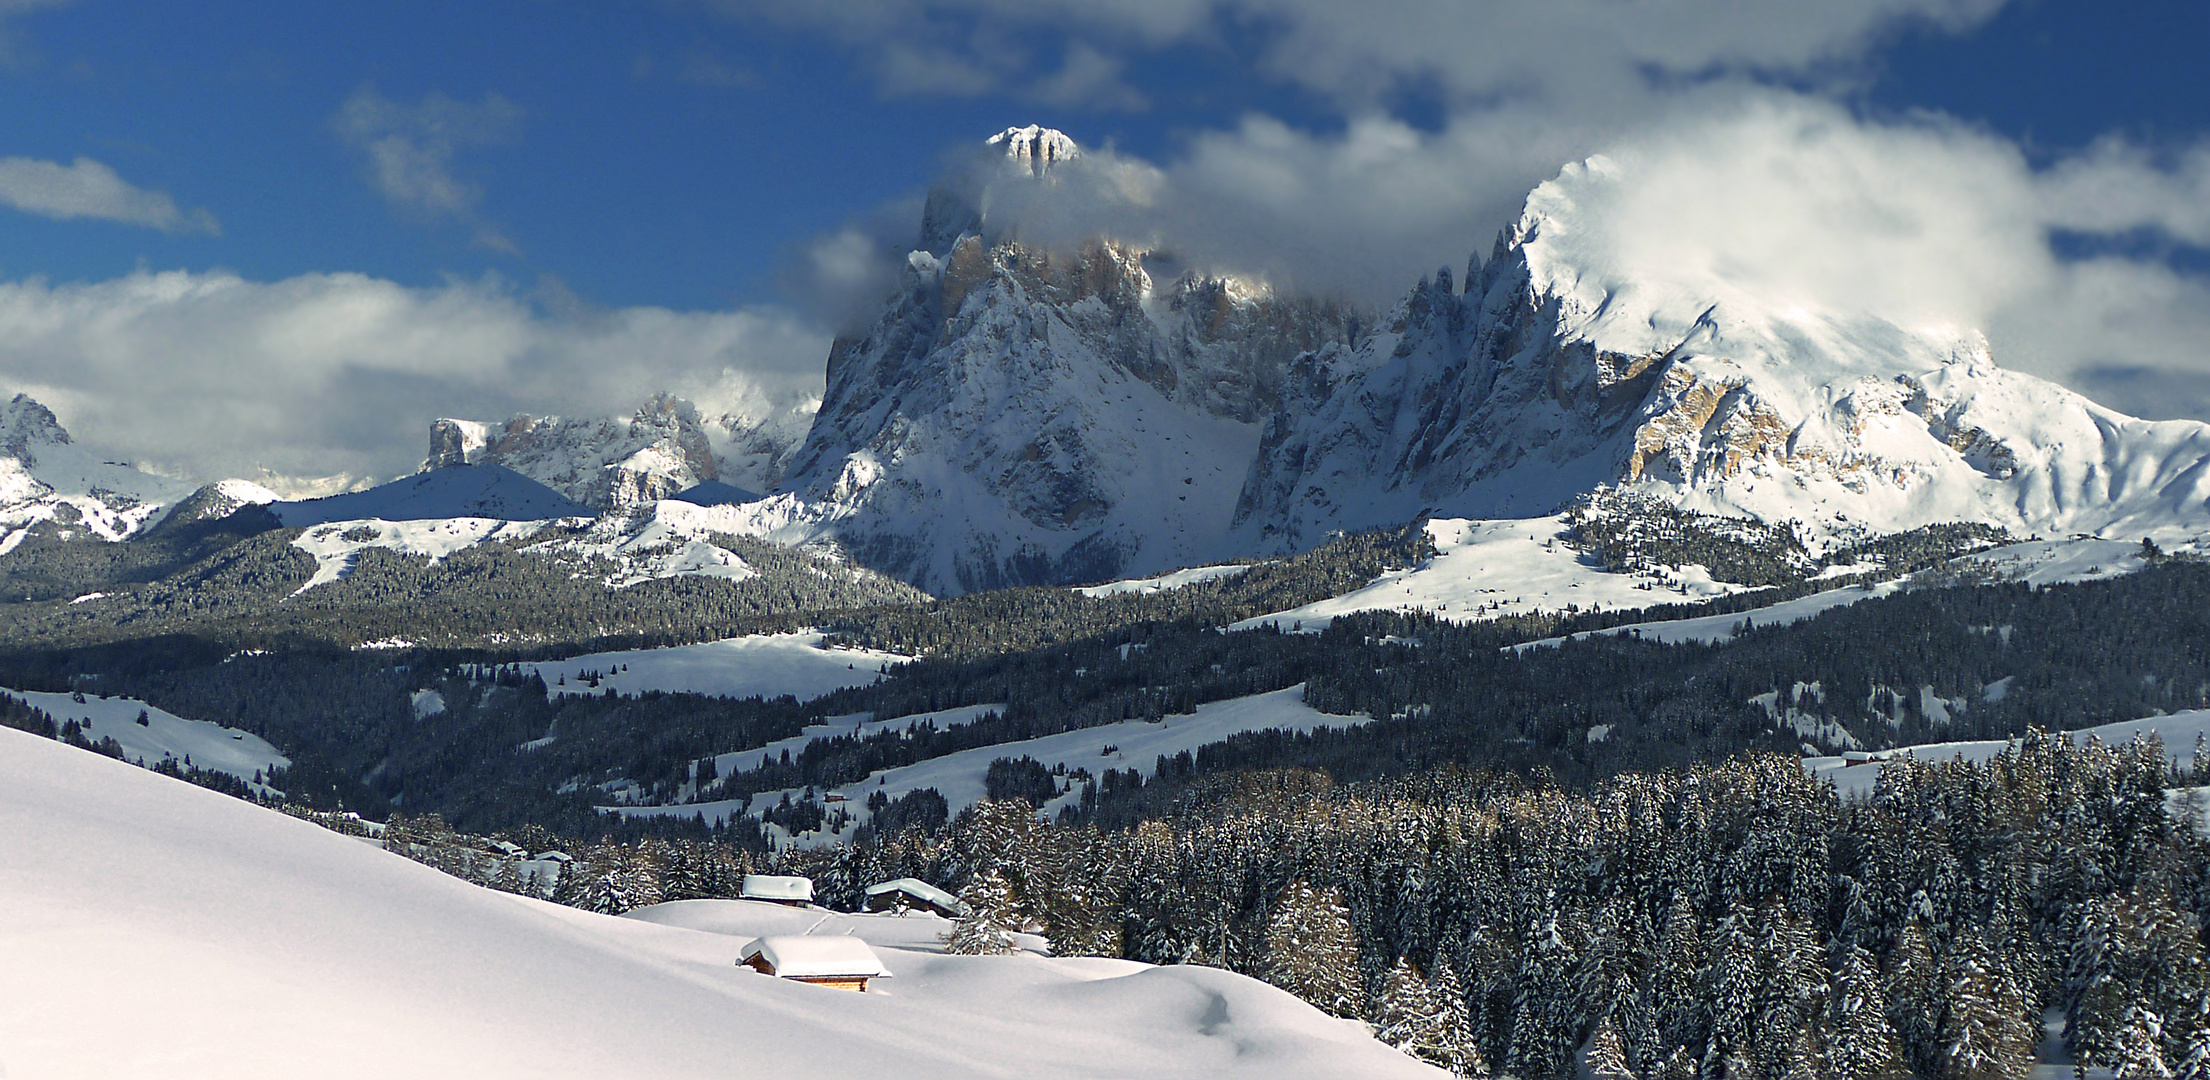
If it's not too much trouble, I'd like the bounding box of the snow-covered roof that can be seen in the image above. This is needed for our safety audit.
[741,936,889,979]
[864,877,968,916]
[740,875,815,902]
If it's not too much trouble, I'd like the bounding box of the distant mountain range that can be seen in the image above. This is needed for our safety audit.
[8,126,2210,599]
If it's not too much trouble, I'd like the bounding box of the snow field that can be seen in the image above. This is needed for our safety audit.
[697,704,1006,783]
[1513,580,1908,651]
[1075,563,1254,598]
[0,729,1437,1079]
[289,516,549,593]
[522,632,908,703]
[607,685,1365,843]
[1234,516,1748,633]
[3,687,287,794]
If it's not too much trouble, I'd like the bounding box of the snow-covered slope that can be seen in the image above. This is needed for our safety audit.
[712,127,1358,595]
[3,687,287,792]
[1805,709,2210,799]
[610,685,1366,844]
[0,392,197,549]
[270,463,591,527]
[0,728,1435,1079]
[521,632,907,703]
[1236,156,2210,553]
[151,477,280,529]
[1235,516,1751,632]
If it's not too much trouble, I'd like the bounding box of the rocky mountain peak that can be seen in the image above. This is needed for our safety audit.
[919,124,1086,254]
[1231,155,2210,552]
[2,393,71,464]
[986,125,1081,177]
[422,395,721,512]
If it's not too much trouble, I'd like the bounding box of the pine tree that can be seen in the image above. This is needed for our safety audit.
[1704,900,1764,1076]
[2114,1006,2176,1080]
[1262,881,1364,1018]
[1888,917,1945,1077]
[1373,956,1487,1077]
[1653,892,1708,1059]
[1584,1014,1635,1080]
[943,868,1020,955]
[1829,945,1910,1080]
[1941,930,2036,1080]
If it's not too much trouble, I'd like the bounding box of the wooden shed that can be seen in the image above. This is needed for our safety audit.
[739,874,815,907]
[738,936,889,992]
[862,877,970,920]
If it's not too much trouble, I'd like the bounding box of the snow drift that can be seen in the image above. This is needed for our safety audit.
[0,728,1437,1079]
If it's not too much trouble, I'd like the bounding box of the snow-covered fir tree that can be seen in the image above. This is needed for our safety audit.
[1261,881,1363,1019]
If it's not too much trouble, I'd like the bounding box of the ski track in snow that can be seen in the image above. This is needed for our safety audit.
[0,728,1436,1080]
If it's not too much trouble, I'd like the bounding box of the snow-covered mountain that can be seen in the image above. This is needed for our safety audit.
[730,127,1359,594]
[1233,156,2210,552]
[17,134,2210,605]
[424,392,817,513]
[272,464,591,527]
[425,394,724,511]
[0,392,198,551]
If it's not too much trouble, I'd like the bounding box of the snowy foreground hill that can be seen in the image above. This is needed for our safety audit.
[0,727,1436,1080]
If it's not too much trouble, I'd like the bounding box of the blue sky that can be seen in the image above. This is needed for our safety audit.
[0,0,2206,482]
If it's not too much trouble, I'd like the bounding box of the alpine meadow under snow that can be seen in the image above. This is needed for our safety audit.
[0,728,1435,1080]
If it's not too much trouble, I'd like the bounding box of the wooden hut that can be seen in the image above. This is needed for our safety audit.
[738,936,888,992]
[862,877,969,920]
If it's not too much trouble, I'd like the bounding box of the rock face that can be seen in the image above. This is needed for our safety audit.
[760,127,1359,594]
[424,394,723,512]
[1232,157,2210,551]
[0,393,196,548]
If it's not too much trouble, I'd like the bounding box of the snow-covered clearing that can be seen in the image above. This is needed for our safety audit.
[1510,537,2184,653]
[1235,522,2186,643]
[696,704,1006,782]
[0,728,1434,1079]
[1513,580,1909,651]
[1956,537,2170,587]
[1805,709,2210,800]
[1077,564,1253,598]
[3,687,286,792]
[609,685,1364,842]
[523,631,907,702]
[1233,516,1747,633]
[290,516,549,593]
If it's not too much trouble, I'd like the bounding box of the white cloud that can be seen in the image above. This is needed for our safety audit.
[0,270,829,484]
[332,87,524,252]
[1027,44,1147,112]
[0,156,219,234]
[1482,95,2210,419]
[710,0,2009,109]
